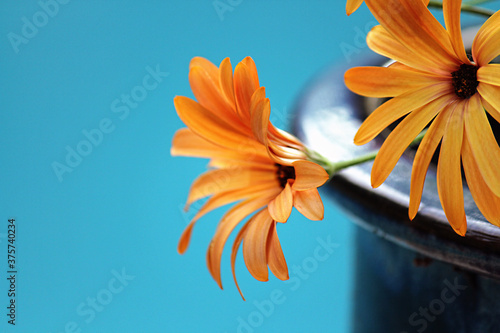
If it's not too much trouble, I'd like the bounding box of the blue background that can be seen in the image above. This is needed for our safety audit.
[0,1,493,332]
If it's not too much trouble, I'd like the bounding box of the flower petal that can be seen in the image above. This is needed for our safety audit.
[345,66,445,98]
[243,209,274,281]
[207,195,279,288]
[190,183,280,225]
[266,221,289,280]
[371,95,446,188]
[177,221,195,254]
[171,128,270,161]
[231,221,250,300]
[478,64,500,86]
[367,26,450,75]
[437,106,466,236]
[250,88,270,145]
[219,57,236,109]
[268,182,293,223]
[293,188,324,221]
[479,83,500,123]
[346,0,363,15]
[462,134,500,227]
[354,83,453,145]
[463,94,500,197]
[472,10,500,66]
[241,57,260,88]
[174,96,252,150]
[234,62,258,122]
[480,92,500,125]
[189,66,245,130]
[189,57,218,80]
[409,106,451,219]
[443,0,470,64]
[365,0,458,72]
[185,168,277,208]
[292,160,329,191]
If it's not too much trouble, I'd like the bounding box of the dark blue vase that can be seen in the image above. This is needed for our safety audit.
[293,53,500,332]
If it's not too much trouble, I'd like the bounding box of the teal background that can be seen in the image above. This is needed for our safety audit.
[0,1,494,332]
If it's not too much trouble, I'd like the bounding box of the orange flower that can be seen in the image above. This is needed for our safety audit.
[172,57,328,298]
[344,0,500,235]
[346,0,429,16]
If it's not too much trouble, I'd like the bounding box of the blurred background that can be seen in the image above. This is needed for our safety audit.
[0,1,494,332]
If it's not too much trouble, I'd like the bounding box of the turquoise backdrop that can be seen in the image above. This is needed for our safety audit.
[1,1,492,332]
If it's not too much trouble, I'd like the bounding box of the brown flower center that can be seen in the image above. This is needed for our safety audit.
[276,164,295,188]
[451,64,479,99]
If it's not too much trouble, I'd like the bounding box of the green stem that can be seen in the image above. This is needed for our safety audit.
[325,129,428,177]
[464,0,494,6]
[428,1,495,18]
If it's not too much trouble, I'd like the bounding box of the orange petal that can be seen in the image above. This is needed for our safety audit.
[207,194,279,288]
[243,209,273,281]
[268,182,293,223]
[185,168,277,208]
[230,221,250,300]
[171,128,270,161]
[234,62,258,122]
[365,0,458,72]
[367,26,450,75]
[443,0,470,64]
[478,83,500,125]
[241,57,259,88]
[472,10,500,66]
[207,158,276,171]
[354,83,452,145]
[266,221,289,280]
[371,95,447,188]
[190,183,280,225]
[480,93,500,125]
[292,160,329,191]
[177,221,195,254]
[462,133,500,227]
[478,64,500,86]
[408,106,451,219]
[174,96,251,150]
[268,126,304,150]
[293,188,324,221]
[346,0,363,15]
[437,106,466,236]
[189,66,244,130]
[250,88,270,145]
[219,57,236,109]
[189,57,218,80]
[463,95,500,197]
[345,66,445,98]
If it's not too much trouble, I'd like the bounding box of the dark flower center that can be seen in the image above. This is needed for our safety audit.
[451,64,479,99]
[276,164,295,188]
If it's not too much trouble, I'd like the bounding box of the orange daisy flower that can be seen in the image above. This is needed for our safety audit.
[172,56,329,298]
[345,0,429,15]
[344,0,500,235]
